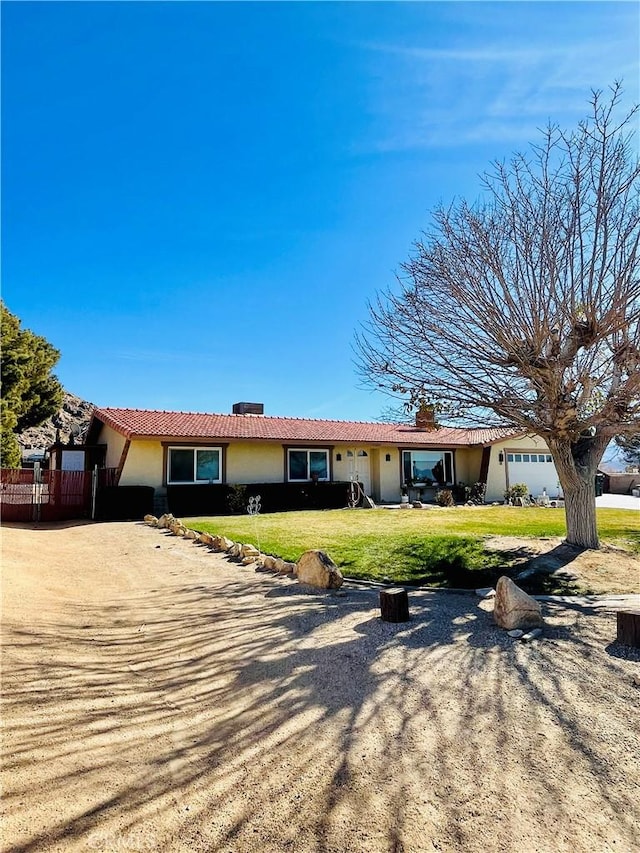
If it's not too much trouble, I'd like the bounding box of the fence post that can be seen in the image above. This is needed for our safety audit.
[33,463,41,522]
[91,465,98,520]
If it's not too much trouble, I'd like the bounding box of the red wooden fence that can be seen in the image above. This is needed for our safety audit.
[1,468,118,522]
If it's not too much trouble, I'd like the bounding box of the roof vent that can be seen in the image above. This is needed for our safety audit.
[232,402,264,415]
[416,406,437,431]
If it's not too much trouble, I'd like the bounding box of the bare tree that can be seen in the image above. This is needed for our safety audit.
[357,85,640,549]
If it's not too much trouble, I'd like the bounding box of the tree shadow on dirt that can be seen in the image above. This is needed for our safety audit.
[2,556,639,853]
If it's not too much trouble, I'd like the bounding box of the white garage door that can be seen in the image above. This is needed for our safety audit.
[506,452,558,496]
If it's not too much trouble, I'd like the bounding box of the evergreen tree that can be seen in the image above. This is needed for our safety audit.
[1,302,64,468]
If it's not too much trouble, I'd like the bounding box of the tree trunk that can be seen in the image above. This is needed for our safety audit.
[562,479,599,549]
[548,434,609,550]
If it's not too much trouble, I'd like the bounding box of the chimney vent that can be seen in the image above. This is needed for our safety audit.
[232,402,264,415]
[416,406,437,431]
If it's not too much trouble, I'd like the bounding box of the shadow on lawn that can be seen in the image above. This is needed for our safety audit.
[388,539,587,596]
[2,569,639,852]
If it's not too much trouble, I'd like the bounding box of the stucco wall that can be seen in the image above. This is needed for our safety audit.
[97,423,127,470]
[378,448,401,502]
[98,428,557,504]
[485,434,555,502]
[227,442,284,484]
[332,446,401,502]
[606,473,640,495]
[121,440,164,488]
[454,447,483,485]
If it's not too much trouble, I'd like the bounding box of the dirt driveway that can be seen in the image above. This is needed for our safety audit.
[2,521,639,853]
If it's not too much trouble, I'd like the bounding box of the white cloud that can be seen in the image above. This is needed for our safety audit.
[358,18,639,152]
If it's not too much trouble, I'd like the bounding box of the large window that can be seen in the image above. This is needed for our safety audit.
[168,447,221,484]
[287,449,329,482]
[402,450,454,486]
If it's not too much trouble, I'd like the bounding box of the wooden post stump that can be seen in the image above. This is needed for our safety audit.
[617,610,640,648]
[380,587,409,623]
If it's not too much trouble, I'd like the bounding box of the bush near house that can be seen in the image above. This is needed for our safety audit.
[168,481,352,517]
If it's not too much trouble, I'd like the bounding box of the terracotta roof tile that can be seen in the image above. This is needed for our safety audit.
[91,407,516,447]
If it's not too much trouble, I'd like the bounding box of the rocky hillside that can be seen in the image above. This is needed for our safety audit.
[18,392,95,450]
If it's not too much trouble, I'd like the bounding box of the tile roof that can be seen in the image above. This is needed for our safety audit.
[91,407,516,447]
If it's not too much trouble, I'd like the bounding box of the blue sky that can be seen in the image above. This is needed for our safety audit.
[2,1,638,423]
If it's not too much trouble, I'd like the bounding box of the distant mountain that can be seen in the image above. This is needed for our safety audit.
[17,391,95,451]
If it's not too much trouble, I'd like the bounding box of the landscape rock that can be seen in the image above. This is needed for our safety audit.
[144,514,158,526]
[296,550,343,589]
[156,513,175,529]
[183,529,198,540]
[507,629,524,638]
[211,535,234,552]
[241,544,260,558]
[262,555,278,572]
[228,543,242,559]
[241,556,257,565]
[197,532,214,546]
[475,587,496,599]
[493,576,544,630]
[521,627,544,642]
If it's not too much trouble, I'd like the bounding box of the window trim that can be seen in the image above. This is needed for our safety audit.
[506,450,554,465]
[284,446,332,482]
[165,444,224,485]
[400,449,455,487]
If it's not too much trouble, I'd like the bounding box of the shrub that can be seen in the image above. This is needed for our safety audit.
[452,482,486,504]
[436,489,455,507]
[226,484,248,514]
[504,482,530,502]
[470,482,487,504]
[452,482,470,502]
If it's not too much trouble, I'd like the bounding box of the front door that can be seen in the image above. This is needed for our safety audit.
[349,449,371,497]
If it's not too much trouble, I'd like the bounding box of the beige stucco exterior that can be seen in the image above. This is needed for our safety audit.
[98,423,127,471]
[453,446,482,486]
[227,442,285,484]
[120,440,164,488]
[96,423,556,505]
[485,434,554,502]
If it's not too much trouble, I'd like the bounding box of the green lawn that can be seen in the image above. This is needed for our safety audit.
[185,506,639,592]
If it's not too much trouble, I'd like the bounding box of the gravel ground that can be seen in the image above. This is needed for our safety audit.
[2,521,639,853]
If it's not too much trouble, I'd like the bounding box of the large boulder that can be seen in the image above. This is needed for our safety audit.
[296,550,343,589]
[493,576,544,630]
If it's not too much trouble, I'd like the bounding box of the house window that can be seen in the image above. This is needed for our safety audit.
[287,449,329,481]
[506,451,555,466]
[402,450,453,486]
[168,447,221,484]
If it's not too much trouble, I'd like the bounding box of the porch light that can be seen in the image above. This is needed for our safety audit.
[499,452,504,464]
[385,454,391,462]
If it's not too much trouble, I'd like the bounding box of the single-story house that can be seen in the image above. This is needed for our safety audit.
[86,402,561,513]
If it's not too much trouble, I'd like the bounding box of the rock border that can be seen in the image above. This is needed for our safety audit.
[144,514,343,589]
